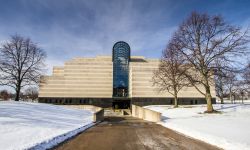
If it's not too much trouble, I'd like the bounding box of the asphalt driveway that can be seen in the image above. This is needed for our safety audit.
[56,116,221,150]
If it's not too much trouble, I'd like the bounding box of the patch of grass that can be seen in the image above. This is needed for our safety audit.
[203,110,222,114]
[197,110,222,114]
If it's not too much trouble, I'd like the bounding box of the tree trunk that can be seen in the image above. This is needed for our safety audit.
[205,85,214,112]
[15,84,21,101]
[230,91,233,104]
[174,92,178,108]
[219,96,224,104]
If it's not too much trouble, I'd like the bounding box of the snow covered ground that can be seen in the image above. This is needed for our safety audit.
[0,101,94,150]
[146,103,250,150]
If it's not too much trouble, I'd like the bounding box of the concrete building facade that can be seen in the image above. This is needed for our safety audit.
[38,41,216,108]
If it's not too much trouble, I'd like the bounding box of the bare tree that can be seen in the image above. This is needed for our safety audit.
[214,60,228,104]
[24,87,39,101]
[243,62,250,85]
[224,72,238,103]
[0,35,46,101]
[242,62,250,99]
[215,72,227,104]
[153,40,188,107]
[214,59,241,104]
[173,12,249,112]
[0,90,11,100]
[235,80,248,104]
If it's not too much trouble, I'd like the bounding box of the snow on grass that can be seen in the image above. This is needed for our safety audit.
[0,101,94,150]
[146,103,250,150]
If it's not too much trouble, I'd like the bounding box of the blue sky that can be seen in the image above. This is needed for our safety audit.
[0,0,249,74]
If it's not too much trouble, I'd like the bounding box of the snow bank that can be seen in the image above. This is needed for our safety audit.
[146,104,250,150]
[0,101,94,150]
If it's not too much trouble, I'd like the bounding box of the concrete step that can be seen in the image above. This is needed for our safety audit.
[104,109,123,116]
[104,108,131,116]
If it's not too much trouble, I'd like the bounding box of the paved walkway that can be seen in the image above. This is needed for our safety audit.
[56,116,221,150]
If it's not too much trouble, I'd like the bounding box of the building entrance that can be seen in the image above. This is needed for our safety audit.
[112,99,131,109]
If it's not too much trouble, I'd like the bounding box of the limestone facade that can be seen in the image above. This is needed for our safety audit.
[38,56,216,107]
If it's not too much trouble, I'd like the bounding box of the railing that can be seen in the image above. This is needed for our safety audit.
[132,104,161,122]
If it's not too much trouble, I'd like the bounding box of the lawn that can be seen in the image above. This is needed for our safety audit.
[0,101,94,150]
[146,102,250,150]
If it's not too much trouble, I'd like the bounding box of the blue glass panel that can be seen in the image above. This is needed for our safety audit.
[112,41,130,97]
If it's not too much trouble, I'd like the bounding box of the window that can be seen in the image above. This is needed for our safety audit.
[190,100,194,105]
[89,99,92,104]
[112,41,130,97]
[195,100,198,104]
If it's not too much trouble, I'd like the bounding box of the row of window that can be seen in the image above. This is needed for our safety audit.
[42,98,208,105]
[133,99,204,105]
[43,99,91,104]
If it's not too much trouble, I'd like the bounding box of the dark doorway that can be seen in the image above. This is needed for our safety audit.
[112,100,131,109]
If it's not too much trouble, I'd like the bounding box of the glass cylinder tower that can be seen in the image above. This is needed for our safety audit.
[112,41,130,98]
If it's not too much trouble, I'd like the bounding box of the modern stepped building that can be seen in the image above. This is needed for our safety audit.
[38,41,216,108]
